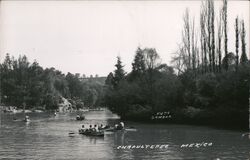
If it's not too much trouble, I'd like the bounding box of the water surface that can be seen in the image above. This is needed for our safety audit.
[0,110,249,159]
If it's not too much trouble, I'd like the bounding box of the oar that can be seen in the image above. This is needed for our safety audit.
[69,131,77,135]
[124,126,137,131]
[125,128,137,131]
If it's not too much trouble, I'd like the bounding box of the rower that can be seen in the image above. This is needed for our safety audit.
[115,124,118,129]
[99,124,104,130]
[81,125,86,132]
[94,124,99,132]
[120,122,124,129]
[89,125,93,131]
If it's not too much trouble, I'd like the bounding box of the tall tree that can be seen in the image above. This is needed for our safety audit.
[206,0,212,72]
[179,8,196,71]
[210,0,215,72]
[200,4,208,73]
[217,7,223,72]
[105,72,115,87]
[131,47,146,79]
[183,9,191,69]
[143,48,161,111]
[222,0,228,70]
[235,16,240,69]
[113,56,126,87]
[191,19,196,70]
[240,20,248,64]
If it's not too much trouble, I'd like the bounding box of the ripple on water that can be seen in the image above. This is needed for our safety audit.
[1,111,250,159]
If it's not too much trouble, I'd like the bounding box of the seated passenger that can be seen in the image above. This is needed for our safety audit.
[89,125,93,132]
[99,124,104,130]
[94,124,99,132]
[81,125,85,130]
[120,122,124,129]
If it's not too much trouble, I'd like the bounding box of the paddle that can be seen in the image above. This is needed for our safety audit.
[125,128,137,131]
[68,131,76,135]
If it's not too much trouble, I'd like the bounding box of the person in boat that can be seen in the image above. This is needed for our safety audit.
[99,124,104,130]
[80,124,86,132]
[94,124,99,132]
[104,125,110,129]
[24,115,30,122]
[120,122,124,129]
[115,124,118,129]
[115,122,124,130]
[89,125,93,132]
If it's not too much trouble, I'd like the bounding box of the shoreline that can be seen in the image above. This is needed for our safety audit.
[1,106,247,131]
[120,116,248,132]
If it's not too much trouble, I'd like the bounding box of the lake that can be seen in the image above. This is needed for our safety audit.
[0,110,250,159]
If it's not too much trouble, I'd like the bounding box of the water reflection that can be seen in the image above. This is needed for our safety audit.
[0,110,250,159]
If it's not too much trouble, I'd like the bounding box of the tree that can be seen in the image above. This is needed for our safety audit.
[131,47,146,79]
[240,20,248,64]
[222,52,236,71]
[235,16,240,69]
[143,48,160,70]
[210,0,215,72]
[182,9,192,69]
[200,5,208,73]
[222,0,228,70]
[216,8,223,72]
[205,0,212,72]
[143,48,161,111]
[113,56,125,87]
[200,0,215,73]
[105,72,114,87]
[191,18,196,71]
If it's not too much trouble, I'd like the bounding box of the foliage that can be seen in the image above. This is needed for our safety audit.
[0,54,104,110]
[104,48,184,120]
[104,31,249,130]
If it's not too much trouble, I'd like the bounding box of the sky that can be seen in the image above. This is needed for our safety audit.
[0,0,249,77]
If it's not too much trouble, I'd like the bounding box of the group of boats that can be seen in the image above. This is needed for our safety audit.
[22,112,84,123]
[77,122,126,137]
[20,111,131,137]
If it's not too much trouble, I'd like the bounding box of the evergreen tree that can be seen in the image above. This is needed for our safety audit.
[113,56,125,87]
[131,47,145,79]
[105,72,114,87]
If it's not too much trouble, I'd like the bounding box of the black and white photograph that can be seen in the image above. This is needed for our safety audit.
[0,0,249,159]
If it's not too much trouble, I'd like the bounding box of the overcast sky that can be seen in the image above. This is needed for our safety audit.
[0,0,249,77]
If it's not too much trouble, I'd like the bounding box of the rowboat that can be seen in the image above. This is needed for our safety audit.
[76,115,85,121]
[103,127,137,132]
[79,129,104,137]
[24,116,30,122]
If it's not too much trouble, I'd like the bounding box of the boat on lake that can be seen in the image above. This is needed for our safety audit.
[76,115,85,121]
[79,129,104,137]
[24,115,30,122]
